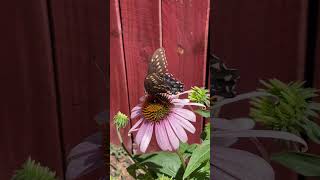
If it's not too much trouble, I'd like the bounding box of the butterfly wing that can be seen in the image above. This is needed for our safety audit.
[144,48,184,95]
[148,48,168,74]
[210,54,239,98]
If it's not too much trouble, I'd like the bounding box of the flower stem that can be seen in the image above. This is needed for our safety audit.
[116,128,135,164]
[115,127,154,179]
[176,150,186,170]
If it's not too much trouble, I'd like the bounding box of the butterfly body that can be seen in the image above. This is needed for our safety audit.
[144,48,184,96]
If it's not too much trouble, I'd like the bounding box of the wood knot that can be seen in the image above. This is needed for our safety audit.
[177,45,184,55]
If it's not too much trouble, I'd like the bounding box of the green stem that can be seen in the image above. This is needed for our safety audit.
[116,128,135,163]
[176,150,190,180]
[115,127,154,179]
[176,150,186,171]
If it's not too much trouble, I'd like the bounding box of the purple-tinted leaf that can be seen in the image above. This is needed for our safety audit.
[212,147,274,180]
[213,118,255,130]
[212,130,308,151]
[212,137,238,147]
[211,91,274,110]
[66,132,104,179]
[95,111,109,126]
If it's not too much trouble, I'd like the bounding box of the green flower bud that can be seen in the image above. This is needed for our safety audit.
[188,86,210,107]
[113,111,129,129]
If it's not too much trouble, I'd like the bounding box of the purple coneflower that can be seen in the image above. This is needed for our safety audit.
[128,91,205,152]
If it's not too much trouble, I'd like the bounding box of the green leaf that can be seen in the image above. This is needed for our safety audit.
[179,143,198,160]
[188,161,210,180]
[183,140,210,179]
[200,123,210,141]
[301,119,320,144]
[12,157,57,180]
[194,109,210,118]
[271,152,320,176]
[130,152,182,179]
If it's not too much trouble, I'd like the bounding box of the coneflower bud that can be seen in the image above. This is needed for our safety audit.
[113,111,129,129]
[188,86,210,107]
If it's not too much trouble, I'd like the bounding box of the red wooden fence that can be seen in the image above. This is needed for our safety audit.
[1,0,320,180]
[110,0,210,152]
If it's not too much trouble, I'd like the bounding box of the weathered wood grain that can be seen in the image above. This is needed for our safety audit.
[162,0,210,143]
[0,1,64,178]
[110,0,132,148]
[119,0,161,151]
[49,0,107,178]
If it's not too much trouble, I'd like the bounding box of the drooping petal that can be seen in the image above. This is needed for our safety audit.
[131,109,141,119]
[128,118,144,134]
[172,108,196,122]
[131,105,142,112]
[172,99,190,104]
[168,116,188,142]
[155,122,167,150]
[164,120,180,150]
[158,121,172,151]
[135,121,148,145]
[184,102,206,107]
[140,123,154,152]
[172,113,196,133]
[139,95,146,102]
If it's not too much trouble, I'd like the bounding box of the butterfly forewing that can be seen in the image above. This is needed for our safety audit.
[148,48,168,74]
[144,48,184,95]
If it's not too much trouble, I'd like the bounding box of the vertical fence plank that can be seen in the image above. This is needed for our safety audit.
[0,1,64,179]
[110,0,132,148]
[119,0,161,151]
[49,0,107,178]
[211,0,308,179]
[308,2,320,180]
[162,0,210,143]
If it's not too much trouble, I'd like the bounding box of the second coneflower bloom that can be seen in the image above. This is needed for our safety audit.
[128,91,205,152]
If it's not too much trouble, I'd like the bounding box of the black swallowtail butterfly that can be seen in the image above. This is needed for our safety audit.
[210,54,240,98]
[144,48,184,95]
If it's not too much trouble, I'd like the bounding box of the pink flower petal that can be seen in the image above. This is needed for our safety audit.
[140,123,154,152]
[131,105,142,112]
[139,95,146,102]
[172,114,196,133]
[159,122,173,151]
[168,116,188,142]
[131,110,141,119]
[155,123,167,150]
[135,122,148,145]
[172,108,196,122]
[172,99,189,104]
[185,102,206,107]
[128,118,144,134]
[164,120,180,150]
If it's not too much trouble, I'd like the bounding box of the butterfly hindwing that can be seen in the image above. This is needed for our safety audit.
[144,48,184,95]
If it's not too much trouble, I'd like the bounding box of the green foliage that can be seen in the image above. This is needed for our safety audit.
[113,111,129,129]
[200,123,210,141]
[178,143,198,160]
[12,157,57,180]
[194,109,210,118]
[188,86,210,107]
[127,152,182,179]
[183,140,210,180]
[271,152,320,176]
[250,79,320,143]
[157,174,173,180]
